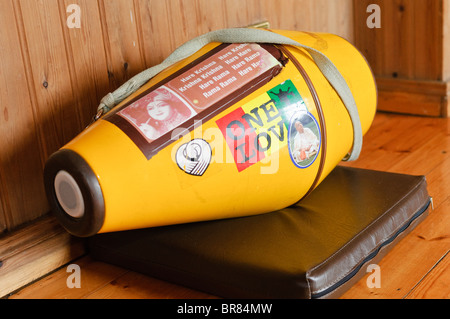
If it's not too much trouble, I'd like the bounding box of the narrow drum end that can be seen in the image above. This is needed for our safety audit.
[44,149,105,237]
[54,170,85,218]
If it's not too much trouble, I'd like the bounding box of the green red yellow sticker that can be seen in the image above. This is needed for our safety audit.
[216,80,321,171]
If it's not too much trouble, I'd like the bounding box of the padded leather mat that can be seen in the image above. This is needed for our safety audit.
[88,166,431,299]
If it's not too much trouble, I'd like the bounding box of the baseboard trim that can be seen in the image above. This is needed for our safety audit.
[376,77,450,117]
[0,214,86,297]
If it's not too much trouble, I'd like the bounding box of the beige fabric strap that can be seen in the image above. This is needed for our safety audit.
[97,28,362,161]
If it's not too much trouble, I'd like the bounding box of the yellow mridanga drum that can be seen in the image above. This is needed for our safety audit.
[44,29,377,237]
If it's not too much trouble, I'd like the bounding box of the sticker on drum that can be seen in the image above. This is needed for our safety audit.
[287,111,321,168]
[176,139,212,176]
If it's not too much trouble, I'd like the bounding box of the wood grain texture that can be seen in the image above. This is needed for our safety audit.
[0,215,85,298]
[443,1,450,82]
[354,0,444,80]
[9,255,217,299]
[353,0,450,117]
[60,0,112,127]
[98,0,147,88]
[341,198,450,299]
[405,250,450,299]
[18,0,84,155]
[375,77,449,117]
[7,255,127,299]
[0,0,48,230]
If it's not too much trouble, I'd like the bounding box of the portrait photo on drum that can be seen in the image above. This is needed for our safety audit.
[117,86,196,142]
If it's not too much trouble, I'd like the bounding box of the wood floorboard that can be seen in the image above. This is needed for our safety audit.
[341,197,450,299]
[8,112,450,299]
[404,250,450,299]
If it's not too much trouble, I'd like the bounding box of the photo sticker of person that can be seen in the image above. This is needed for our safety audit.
[288,112,321,168]
[118,86,196,142]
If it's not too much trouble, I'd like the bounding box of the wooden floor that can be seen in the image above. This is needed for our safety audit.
[8,112,450,299]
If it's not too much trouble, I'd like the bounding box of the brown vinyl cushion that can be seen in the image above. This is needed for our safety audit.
[88,166,431,299]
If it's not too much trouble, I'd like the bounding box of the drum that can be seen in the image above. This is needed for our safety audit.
[44,29,377,237]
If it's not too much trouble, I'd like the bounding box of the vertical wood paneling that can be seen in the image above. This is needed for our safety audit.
[353,0,450,117]
[0,0,355,233]
[196,0,228,31]
[60,0,111,127]
[260,0,354,40]
[18,0,83,156]
[135,0,173,67]
[442,0,450,81]
[0,0,48,230]
[415,0,444,80]
[136,0,354,68]
[98,0,147,88]
[0,179,6,232]
[162,0,200,49]
[222,0,262,29]
[354,0,444,81]
[354,0,448,116]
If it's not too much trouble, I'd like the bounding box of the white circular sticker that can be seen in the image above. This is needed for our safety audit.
[176,139,212,176]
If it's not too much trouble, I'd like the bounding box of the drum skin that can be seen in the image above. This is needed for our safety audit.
[44,30,377,237]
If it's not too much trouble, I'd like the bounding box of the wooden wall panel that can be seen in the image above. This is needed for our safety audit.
[353,0,448,116]
[354,0,444,80]
[60,0,111,127]
[99,0,147,88]
[0,0,47,230]
[18,0,84,154]
[260,0,354,40]
[0,0,354,234]
[444,0,450,82]
[137,0,354,67]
